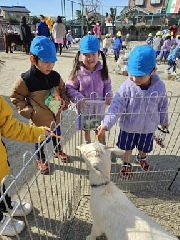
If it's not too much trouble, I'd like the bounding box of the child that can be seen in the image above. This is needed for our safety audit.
[62,36,68,49]
[102,34,111,55]
[153,31,164,57]
[66,30,73,48]
[166,45,180,75]
[159,34,172,63]
[10,36,70,175]
[98,45,169,178]
[113,31,122,61]
[0,60,51,237]
[124,33,130,49]
[146,33,153,46]
[0,95,51,237]
[66,35,113,145]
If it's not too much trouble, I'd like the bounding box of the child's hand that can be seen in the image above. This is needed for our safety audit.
[77,98,85,114]
[97,124,108,135]
[105,98,111,106]
[43,127,51,136]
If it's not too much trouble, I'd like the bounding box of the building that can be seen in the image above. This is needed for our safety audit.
[128,0,168,14]
[0,6,30,22]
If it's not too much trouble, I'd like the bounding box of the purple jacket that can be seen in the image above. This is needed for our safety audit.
[66,61,113,101]
[102,74,168,134]
[161,39,172,52]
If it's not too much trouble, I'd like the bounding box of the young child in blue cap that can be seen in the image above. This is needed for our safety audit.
[98,45,169,178]
[10,36,70,174]
[66,35,113,144]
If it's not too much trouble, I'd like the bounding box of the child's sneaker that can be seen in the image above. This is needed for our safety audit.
[171,71,177,76]
[136,155,150,171]
[37,159,49,174]
[120,163,132,178]
[0,215,25,236]
[8,201,32,217]
[53,150,69,163]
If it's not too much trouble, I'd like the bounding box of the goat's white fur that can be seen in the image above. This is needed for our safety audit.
[78,142,177,240]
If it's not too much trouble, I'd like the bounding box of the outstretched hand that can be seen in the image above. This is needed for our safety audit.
[97,124,108,135]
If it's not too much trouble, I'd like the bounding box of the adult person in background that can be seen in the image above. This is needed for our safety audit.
[93,21,102,41]
[52,16,66,55]
[19,16,32,55]
[37,15,50,37]
[169,24,179,38]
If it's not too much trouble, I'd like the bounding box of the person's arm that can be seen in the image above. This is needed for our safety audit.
[58,77,70,110]
[10,77,34,119]
[66,79,84,102]
[0,96,46,143]
[158,82,169,128]
[103,78,113,104]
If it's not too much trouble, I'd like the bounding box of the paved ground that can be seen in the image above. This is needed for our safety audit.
[0,43,180,239]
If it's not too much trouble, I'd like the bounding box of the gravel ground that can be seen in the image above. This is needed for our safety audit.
[0,43,180,240]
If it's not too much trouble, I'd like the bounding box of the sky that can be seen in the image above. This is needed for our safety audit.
[4,0,129,20]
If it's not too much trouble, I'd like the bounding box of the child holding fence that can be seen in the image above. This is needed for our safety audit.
[0,58,51,237]
[66,35,113,145]
[10,36,70,175]
[98,45,169,178]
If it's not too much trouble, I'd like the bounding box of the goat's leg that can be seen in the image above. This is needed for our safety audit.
[86,221,102,240]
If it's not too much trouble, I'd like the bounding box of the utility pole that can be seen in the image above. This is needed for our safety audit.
[81,0,84,36]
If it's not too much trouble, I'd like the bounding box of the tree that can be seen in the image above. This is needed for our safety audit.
[30,16,39,25]
[80,0,101,31]
[9,17,19,25]
[110,7,116,26]
[76,10,82,20]
[83,0,101,14]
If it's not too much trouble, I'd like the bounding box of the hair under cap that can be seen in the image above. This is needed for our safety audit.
[30,36,57,63]
[127,45,156,76]
[80,35,100,53]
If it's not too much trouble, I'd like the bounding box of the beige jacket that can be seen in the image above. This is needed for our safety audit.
[52,23,66,39]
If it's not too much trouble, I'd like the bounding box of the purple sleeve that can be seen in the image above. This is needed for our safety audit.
[103,78,113,98]
[102,86,128,130]
[66,80,84,102]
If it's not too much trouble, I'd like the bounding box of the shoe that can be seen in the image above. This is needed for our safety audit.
[171,71,177,76]
[120,163,132,178]
[37,159,49,175]
[53,150,69,163]
[0,215,25,236]
[8,201,32,217]
[136,155,150,171]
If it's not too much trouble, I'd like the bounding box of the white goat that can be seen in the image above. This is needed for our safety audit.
[77,142,178,240]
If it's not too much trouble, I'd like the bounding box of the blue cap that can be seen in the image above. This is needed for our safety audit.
[80,35,100,53]
[30,36,57,63]
[127,45,156,76]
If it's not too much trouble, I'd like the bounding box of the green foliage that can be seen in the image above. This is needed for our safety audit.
[9,17,19,24]
[110,7,116,24]
[76,10,82,20]
[30,16,40,25]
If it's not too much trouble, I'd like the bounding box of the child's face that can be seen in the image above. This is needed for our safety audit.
[81,52,99,72]
[30,56,55,75]
[130,74,151,87]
